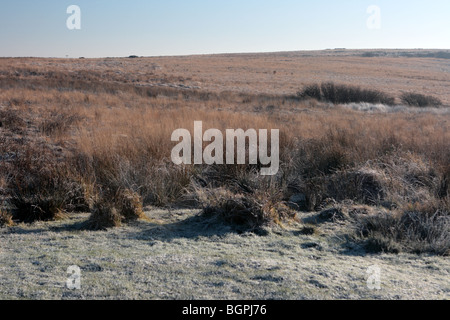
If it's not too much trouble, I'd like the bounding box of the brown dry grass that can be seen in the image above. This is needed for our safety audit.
[2,49,449,104]
[0,52,448,254]
[0,208,14,227]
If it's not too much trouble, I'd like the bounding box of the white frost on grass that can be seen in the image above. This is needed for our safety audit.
[0,211,449,300]
[341,103,450,115]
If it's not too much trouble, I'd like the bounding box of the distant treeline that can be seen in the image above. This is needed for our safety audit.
[361,51,450,59]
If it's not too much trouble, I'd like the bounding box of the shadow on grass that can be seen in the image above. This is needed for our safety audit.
[128,213,271,243]
[3,219,90,235]
[3,211,270,241]
[3,211,397,258]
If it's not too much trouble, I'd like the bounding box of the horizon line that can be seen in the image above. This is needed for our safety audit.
[1,47,450,60]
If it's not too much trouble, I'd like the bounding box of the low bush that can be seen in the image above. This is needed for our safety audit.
[298,82,396,105]
[400,92,442,107]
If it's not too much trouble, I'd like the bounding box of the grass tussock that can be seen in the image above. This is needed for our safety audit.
[7,145,76,222]
[296,152,444,211]
[88,200,122,230]
[87,188,145,230]
[39,112,83,137]
[196,186,297,232]
[0,108,26,133]
[356,205,450,256]
[0,208,14,227]
[400,92,443,107]
[298,82,395,105]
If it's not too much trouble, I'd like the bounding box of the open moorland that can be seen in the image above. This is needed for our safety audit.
[0,49,449,299]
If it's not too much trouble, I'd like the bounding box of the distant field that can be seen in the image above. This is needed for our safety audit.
[0,50,449,299]
[2,49,449,103]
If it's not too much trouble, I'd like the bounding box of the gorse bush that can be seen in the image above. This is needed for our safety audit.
[400,92,442,107]
[298,82,396,105]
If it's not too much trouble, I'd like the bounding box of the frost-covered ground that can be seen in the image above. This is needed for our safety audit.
[1,209,448,300]
[341,103,450,115]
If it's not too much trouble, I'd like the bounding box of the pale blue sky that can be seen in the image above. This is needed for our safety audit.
[1,0,449,57]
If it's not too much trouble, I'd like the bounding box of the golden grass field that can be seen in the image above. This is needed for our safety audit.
[4,49,450,100]
[0,50,449,299]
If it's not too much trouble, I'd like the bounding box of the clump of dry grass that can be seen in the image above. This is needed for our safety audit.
[0,208,14,227]
[324,168,386,206]
[88,200,122,230]
[296,152,443,211]
[10,189,69,222]
[0,132,93,222]
[39,112,83,137]
[349,159,450,256]
[196,186,297,232]
[298,82,396,105]
[7,146,73,222]
[356,206,450,256]
[87,188,145,230]
[141,161,194,206]
[117,188,145,221]
[358,153,440,206]
[401,92,442,107]
[0,108,26,133]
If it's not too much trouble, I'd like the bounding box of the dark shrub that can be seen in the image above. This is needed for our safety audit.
[298,82,395,105]
[401,93,442,107]
[298,84,322,101]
